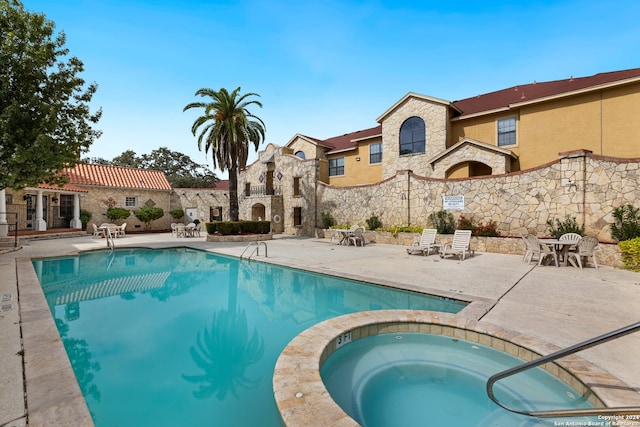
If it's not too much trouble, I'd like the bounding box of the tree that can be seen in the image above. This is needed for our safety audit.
[184,87,265,221]
[134,206,164,230]
[0,0,101,189]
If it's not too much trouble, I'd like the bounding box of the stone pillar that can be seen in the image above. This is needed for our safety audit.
[35,190,47,231]
[0,189,7,237]
[70,194,82,229]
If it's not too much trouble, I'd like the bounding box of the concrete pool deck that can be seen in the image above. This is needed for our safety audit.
[1,233,639,426]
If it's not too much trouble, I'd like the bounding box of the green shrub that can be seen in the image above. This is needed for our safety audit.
[378,225,423,237]
[619,237,640,271]
[365,215,383,230]
[106,207,131,222]
[169,209,185,220]
[79,209,91,231]
[428,210,456,234]
[206,220,270,235]
[546,215,584,239]
[610,204,640,242]
[321,211,335,229]
[134,206,164,230]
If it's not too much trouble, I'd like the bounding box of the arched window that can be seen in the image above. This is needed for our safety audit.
[399,117,425,155]
[294,150,306,160]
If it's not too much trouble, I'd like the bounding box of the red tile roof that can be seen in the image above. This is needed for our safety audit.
[322,125,382,153]
[452,68,640,117]
[65,164,172,190]
[37,182,88,193]
[213,180,229,191]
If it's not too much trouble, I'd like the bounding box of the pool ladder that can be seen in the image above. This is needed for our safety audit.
[486,321,640,418]
[240,241,268,260]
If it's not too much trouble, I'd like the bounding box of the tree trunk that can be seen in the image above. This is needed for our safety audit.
[228,165,239,221]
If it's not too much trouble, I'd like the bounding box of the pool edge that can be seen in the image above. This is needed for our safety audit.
[273,310,640,427]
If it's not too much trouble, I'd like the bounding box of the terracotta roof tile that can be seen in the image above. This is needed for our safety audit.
[453,68,640,117]
[65,164,172,190]
[37,182,88,193]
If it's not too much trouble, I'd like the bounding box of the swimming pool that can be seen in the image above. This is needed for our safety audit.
[321,333,597,426]
[35,247,466,427]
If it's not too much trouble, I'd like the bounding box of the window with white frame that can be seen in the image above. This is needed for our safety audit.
[329,157,344,176]
[125,196,138,208]
[369,142,382,164]
[497,117,517,146]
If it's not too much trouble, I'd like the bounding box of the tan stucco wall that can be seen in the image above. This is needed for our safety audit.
[450,82,640,171]
[327,140,383,186]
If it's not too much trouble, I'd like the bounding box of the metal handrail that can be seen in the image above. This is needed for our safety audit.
[486,321,640,418]
[240,241,268,260]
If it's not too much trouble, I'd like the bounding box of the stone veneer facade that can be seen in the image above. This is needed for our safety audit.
[317,150,637,244]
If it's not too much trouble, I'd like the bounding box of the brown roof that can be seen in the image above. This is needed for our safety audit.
[323,125,382,153]
[65,164,172,190]
[213,180,230,191]
[452,68,640,117]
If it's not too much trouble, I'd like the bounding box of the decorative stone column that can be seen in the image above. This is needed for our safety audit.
[35,190,47,231]
[70,194,82,229]
[0,189,7,237]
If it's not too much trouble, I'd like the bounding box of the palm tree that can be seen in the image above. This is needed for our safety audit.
[184,87,265,221]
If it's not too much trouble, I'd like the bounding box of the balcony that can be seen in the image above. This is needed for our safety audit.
[244,185,282,198]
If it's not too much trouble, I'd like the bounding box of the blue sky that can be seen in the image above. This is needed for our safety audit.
[23,0,640,177]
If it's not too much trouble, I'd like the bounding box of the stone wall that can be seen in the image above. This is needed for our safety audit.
[318,150,640,244]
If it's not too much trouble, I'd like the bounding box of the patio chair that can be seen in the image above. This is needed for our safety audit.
[407,229,438,255]
[520,233,532,262]
[116,222,127,238]
[439,230,474,261]
[559,233,582,251]
[175,223,186,238]
[348,227,365,247]
[565,236,599,269]
[524,234,558,266]
[171,223,178,237]
[92,223,106,238]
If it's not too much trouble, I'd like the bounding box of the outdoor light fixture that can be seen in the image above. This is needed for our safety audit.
[51,196,58,204]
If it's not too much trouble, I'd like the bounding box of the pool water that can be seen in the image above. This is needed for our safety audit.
[321,333,598,427]
[34,247,465,427]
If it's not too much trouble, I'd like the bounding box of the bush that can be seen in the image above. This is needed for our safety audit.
[206,220,271,235]
[429,210,456,234]
[79,209,91,231]
[365,215,383,230]
[619,237,640,271]
[169,209,185,220]
[610,204,640,242]
[321,211,335,229]
[134,206,164,230]
[546,215,584,239]
[378,225,423,237]
[106,207,131,223]
[457,215,500,237]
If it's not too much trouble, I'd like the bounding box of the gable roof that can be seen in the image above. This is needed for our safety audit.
[452,68,640,118]
[66,164,172,190]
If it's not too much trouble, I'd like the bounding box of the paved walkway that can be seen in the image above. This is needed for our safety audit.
[1,233,639,426]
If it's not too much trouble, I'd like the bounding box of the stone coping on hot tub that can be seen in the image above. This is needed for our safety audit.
[272,310,640,427]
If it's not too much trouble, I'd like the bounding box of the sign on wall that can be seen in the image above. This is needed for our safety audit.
[443,195,464,210]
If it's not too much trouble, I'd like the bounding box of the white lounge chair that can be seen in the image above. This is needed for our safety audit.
[439,230,474,260]
[407,229,438,255]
